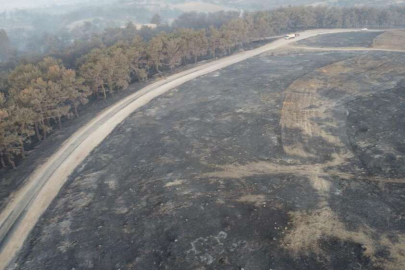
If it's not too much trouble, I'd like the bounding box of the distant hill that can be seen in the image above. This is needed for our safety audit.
[204,0,404,9]
[120,0,405,12]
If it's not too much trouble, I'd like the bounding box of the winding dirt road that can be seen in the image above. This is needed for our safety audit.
[0,28,386,269]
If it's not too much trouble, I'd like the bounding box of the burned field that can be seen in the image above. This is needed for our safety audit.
[11,33,405,270]
[297,31,384,48]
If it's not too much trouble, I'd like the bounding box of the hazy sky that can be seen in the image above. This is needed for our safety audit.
[0,0,108,11]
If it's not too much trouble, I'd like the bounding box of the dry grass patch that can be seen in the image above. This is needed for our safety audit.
[373,30,405,50]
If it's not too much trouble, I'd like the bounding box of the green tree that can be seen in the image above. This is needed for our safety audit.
[61,69,90,117]
[189,30,208,63]
[16,80,53,140]
[8,64,42,95]
[80,49,107,98]
[0,29,12,62]
[151,14,162,25]
[127,36,149,82]
[0,94,33,168]
[208,26,221,58]
[147,34,165,74]
[163,35,183,71]
[123,22,138,42]
[46,63,90,117]
[6,105,35,159]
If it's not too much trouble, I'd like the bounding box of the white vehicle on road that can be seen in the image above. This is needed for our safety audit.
[285,33,300,40]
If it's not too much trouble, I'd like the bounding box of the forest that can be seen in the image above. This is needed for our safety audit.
[1,5,405,169]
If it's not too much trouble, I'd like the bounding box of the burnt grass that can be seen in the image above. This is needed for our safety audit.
[297,31,384,48]
[347,83,405,179]
[10,35,405,270]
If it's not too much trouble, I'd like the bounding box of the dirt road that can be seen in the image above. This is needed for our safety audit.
[0,28,387,269]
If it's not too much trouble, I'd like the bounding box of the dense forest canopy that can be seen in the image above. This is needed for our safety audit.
[1,5,405,169]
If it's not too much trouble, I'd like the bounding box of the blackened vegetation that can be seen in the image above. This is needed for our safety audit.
[297,32,384,48]
[318,237,381,270]
[347,81,405,179]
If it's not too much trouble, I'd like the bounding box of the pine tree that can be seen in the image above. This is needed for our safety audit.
[163,35,183,71]
[188,30,208,63]
[106,46,131,92]
[208,26,221,58]
[0,29,12,62]
[150,14,162,25]
[80,49,106,98]
[147,35,165,74]
[8,64,42,95]
[0,93,28,169]
[61,69,90,117]
[127,36,149,82]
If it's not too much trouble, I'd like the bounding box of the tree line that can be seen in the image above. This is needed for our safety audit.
[1,5,405,169]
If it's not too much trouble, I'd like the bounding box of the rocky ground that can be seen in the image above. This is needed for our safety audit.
[9,32,405,270]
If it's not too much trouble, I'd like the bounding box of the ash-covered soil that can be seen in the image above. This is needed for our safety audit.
[10,39,405,270]
[297,31,384,48]
[347,83,405,178]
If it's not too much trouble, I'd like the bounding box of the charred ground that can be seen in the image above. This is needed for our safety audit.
[9,32,405,270]
[297,31,384,48]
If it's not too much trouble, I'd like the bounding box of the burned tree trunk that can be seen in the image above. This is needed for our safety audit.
[0,154,6,168]
[35,122,41,141]
[6,152,16,169]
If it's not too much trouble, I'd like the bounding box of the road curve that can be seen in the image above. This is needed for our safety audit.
[0,28,378,269]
